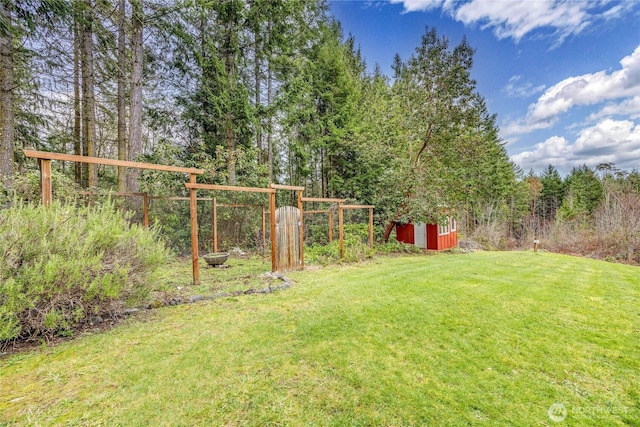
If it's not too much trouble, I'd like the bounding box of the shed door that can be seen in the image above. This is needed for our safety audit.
[414,222,426,249]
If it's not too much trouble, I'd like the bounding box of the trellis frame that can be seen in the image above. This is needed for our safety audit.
[24,150,375,285]
[301,197,347,258]
[184,182,278,281]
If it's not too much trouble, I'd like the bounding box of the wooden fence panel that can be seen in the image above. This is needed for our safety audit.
[275,206,302,272]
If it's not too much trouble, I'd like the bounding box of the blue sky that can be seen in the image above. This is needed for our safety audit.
[328,0,640,175]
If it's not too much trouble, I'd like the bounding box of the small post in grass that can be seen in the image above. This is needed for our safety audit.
[533,237,540,253]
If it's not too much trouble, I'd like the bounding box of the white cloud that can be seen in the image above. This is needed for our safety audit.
[390,0,446,12]
[511,119,640,172]
[501,117,556,138]
[503,75,546,98]
[455,0,588,42]
[390,0,629,43]
[588,96,640,121]
[528,46,640,123]
[502,45,640,138]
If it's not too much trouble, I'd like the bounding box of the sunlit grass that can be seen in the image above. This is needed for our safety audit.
[1,251,638,425]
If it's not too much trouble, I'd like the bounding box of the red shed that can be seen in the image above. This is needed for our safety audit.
[395,217,458,251]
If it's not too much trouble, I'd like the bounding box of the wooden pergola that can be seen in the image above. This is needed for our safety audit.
[183,183,279,283]
[148,196,267,254]
[300,198,374,258]
[24,150,204,206]
[342,204,375,251]
[24,149,376,286]
[24,149,206,284]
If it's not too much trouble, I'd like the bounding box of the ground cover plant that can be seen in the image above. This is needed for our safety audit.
[0,200,169,343]
[0,251,638,425]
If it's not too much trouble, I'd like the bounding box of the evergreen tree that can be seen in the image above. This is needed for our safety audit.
[381,27,514,240]
[559,165,603,221]
[538,164,564,222]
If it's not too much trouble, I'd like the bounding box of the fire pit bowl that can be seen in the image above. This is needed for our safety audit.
[203,252,230,266]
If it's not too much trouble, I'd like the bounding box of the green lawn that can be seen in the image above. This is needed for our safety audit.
[1,251,638,426]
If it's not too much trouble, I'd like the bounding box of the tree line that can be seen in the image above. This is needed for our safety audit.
[1,0,638,263]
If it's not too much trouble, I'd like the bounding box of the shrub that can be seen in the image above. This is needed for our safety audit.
[1,169,81,205]
[375,240,423,255]
[0,200,170,342]
[305,234,375,266]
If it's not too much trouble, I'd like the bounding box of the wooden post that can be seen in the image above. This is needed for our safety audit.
[369,207,374,249]
[38,159,53,206]
[189,173,200,285]
[212,197,218,253]
[270,191,277,272]
[143,192,149,229]
[262,206,266,250]
[328,209,333,242]
[339,202,344,259]
[298,189,304,270]
[533,237,539,253]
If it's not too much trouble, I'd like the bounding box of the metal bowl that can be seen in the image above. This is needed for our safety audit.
[203,252,230,266]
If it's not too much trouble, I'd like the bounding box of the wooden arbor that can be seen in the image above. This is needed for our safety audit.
[183,183,279,284]
[23,149,205,284]
[23,150,204,207]
[25,149,376,286]
[301,197,374,258]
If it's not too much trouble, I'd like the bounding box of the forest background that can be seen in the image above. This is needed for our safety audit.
[1,0,639,264]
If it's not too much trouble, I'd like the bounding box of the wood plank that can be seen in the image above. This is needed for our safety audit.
[151,196,263,207]
[303,210,330,214]
[270,183,305,191]
[301,197,346,203]
[189,173,200,285]
[262,207,266,249]
[143,193,149,229]
[184,183,275,193]
[298,190,304,270]
[152,196,213,201]
[369,207,374,249]
[270,192,277,272]
[23,149,204,175]
[39,159,52,206]
[338,203,344,259]
[79,191,147,197]
[329,210,333,242]
[342,204,375,209]
[213,198,218,253]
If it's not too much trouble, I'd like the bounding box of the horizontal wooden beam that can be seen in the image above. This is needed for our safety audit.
[270,183,305,191]
[23,150,204,175]
[342,205,375,210]
[149,196,264,206]
[303,210,330,214]
[151,196,214,201]
[184,183,275,194]
[79,191,147,197]
[217,203,263,208]
[301,197,346,203]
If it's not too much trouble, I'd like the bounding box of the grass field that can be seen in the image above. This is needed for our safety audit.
[1,251,638,426]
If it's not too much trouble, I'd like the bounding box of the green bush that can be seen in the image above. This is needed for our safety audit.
[375,240,423,255]
[305,234,375,265]
[0,200,170,342]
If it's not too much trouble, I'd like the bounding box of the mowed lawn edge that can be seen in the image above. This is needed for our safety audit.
[1,251,638,426]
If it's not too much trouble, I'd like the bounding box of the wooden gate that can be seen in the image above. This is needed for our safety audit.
[275,206,302,272]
